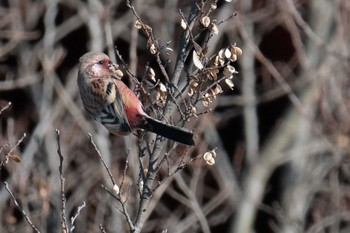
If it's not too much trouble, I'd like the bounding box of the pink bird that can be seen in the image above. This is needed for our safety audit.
[77,51,195,146]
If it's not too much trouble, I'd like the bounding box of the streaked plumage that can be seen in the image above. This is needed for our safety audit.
[77,51,195,146]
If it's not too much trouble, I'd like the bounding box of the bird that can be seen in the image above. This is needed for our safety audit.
[77,51,195,146]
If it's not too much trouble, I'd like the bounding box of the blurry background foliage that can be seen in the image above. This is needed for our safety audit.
[1,0,350,233]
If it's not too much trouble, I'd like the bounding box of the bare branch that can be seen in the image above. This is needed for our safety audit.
[55,129,69,233]
[88,133,117,186]
[70,202,86,232]
[4,182,41,233]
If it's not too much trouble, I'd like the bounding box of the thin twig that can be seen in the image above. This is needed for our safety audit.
[0,142,10,155]
[4,181,41,233]
[0,102,11,115]
[114,46,140,85]
[120,159,129,193]
[0,133,26,170]
[100,184,134,230]
[70,202,86,232]
[167,87,186,120]
[5,133,27,157]
[101,184,120,201]
[88,133,116,186]
[126,1,170,82]
[99,224,107,233]
[89,133,135,231]
[55,129,69,233]
[152,147,197,193]
[170,5,199,86]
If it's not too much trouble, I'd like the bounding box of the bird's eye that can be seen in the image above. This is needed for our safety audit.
[97,60,104,65]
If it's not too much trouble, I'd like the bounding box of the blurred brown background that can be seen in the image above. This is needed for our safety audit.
[1,0,350,232]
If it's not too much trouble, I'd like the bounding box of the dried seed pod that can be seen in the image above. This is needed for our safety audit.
[209,68,219,80]
[192,51,204,69]
[225,78,235,89]
[147,67,156,82]
[157,83,167,105]
[191,106,197,114]
[214,55,220,66]
[219,58,225,66]
[181,18,187,29]
[216,51,226,66]
[205,93,213,102]
[110,65,124,79]
[218,49,225,59]
[143,23,152,32]
[203,150,217,165]
[150,43,157,54]
[189,106,198,118]
[231,45,243,56]
[212,23,219,35]
[230,54,238,62]
[207,157,215,165]
[193,42,204,58]
[209,88,217,98]
[202,93,213,107]
[188,87,195,97]
[202,99,209,107]
[159,82,167,93]
[223,65,236,76]
[201,16,211,28]
[190,75,199,82]
[213,85,223,96]
[113,184,120,195]
[166,47,173,52]
[115,69,124,78]
[134,20,142,29]
[188,81,198,97]
[224,48,231,59]
[10,154,22,163]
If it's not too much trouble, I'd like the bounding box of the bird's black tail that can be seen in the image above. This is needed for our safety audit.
[141,117,195,146]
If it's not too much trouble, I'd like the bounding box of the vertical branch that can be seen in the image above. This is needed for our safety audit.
[133,139,165,233]
[170,1,201,86]
[86,0,104,51]
[41,0,58,117]
[89,134,135,231]
[56,129,69,233]
[129,0,142,81]
[240,0,259,165]
[104,2,116,61]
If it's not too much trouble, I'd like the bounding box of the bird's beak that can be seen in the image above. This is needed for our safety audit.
[108,61,123,80]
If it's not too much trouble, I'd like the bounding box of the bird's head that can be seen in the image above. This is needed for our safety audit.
[78,51,119,79]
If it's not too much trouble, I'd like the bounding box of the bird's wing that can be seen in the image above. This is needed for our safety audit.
[89,78,131,135]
